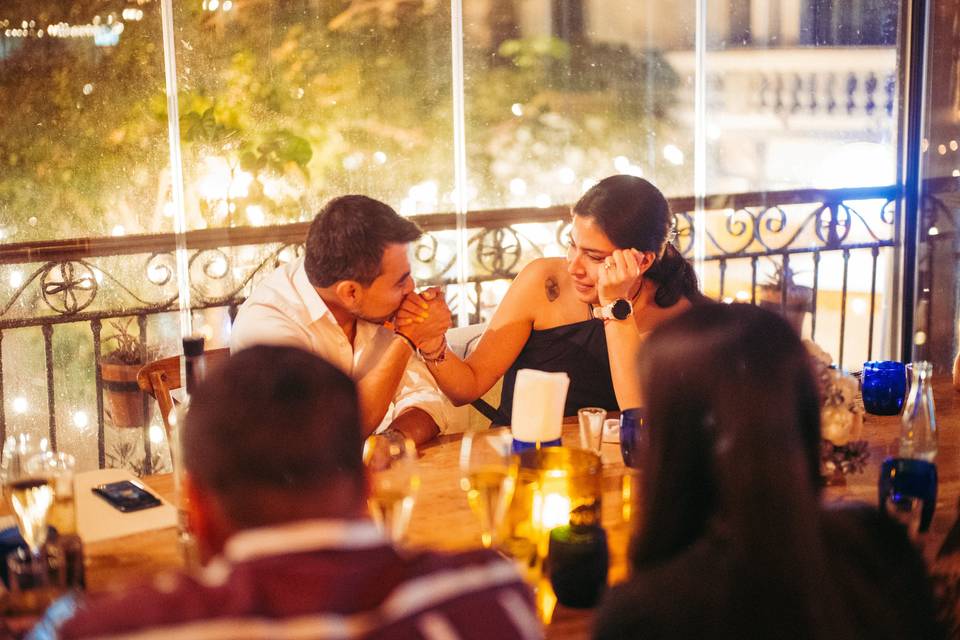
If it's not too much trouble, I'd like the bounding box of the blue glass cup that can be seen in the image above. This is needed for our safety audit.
[878,457,937,533]
[862,361,907,415]
[619,408,646,469]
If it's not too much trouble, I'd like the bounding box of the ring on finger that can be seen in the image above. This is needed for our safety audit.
[603,260,613,270]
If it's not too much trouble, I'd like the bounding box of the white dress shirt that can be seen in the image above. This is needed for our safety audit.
[230,257,453,433]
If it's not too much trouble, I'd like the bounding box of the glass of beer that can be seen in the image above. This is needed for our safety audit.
[26,451,77,536]
[363,434,419,544]
[1,434,54,557]
[459,428,517,549]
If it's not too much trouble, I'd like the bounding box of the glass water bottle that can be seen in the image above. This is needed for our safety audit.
[171,335,205,568]
[899,361,937,462]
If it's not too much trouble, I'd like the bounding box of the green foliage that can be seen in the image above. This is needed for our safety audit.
[0,0,680,241]
[101,318,144,366]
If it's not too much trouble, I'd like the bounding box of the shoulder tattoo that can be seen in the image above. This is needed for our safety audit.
[545,276,559,302]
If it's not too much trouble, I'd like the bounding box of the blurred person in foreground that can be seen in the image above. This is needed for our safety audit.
[593,304,942,640]
[39,346,539,639]
[231,195,453,446]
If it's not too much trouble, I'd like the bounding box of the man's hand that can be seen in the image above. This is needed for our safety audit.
[395,287,451,350]
[597,249,644,305]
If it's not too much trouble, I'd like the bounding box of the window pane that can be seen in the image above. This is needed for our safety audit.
[463,0,695,319]
[0,3,179,472]
[698,0,901,368]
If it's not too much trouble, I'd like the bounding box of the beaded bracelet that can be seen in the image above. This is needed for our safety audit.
[417,338,447,364]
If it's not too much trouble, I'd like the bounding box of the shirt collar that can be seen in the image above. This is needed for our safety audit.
[292,258,331,324]
[223,518,387,564]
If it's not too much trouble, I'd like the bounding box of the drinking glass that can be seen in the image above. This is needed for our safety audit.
[26,452,76,536]
[1,434,54,558]
[879,457,937,536]
[1,434,49,485]
[619,408,646,468]
[363,434,419,544]
[459,428,517,549]
[862,361,907,415]
[577,408,606,454]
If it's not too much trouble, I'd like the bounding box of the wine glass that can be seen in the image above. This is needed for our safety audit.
[363,434,419,544]
[459,428,517,549]
[1,434,54,560]
[25,451,77,536]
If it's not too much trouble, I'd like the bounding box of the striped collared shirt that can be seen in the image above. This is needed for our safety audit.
[56,519,542,640]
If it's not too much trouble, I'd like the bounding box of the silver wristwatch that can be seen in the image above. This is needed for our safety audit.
[593,298,633,321]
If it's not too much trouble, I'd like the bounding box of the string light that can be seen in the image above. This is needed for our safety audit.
[72,411,89,430]
[149,425,165,444]
[1,17,125,44]
[12,397,28,414]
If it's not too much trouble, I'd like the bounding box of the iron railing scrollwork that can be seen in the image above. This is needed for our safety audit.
[1,179,957,472]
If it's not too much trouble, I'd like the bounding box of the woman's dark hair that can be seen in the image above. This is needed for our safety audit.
[634,303,840,635]
[572,175,701,307]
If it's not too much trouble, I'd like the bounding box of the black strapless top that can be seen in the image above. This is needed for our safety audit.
[495,318,619,425]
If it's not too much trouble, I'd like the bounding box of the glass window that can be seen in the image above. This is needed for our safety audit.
[0,0,935,471]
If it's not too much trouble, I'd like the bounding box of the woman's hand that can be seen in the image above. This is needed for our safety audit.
[597,249,644,305]
[395,287,451,350]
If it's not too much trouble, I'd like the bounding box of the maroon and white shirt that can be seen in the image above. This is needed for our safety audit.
[56,519,542,640]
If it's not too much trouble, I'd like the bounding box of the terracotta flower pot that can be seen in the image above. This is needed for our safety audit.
[101,361,147,428]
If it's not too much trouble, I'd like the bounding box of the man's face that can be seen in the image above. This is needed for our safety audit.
[355,243,415,323]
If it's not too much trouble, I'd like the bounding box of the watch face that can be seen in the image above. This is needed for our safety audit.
[611,299,632,320]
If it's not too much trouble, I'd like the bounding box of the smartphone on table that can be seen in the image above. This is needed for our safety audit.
[91,480,162,512]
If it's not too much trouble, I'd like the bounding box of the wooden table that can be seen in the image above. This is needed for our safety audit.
[16,380,960,638]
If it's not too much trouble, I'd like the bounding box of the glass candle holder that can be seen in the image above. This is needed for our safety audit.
[499,447,602,588]
[547,524,608,608]
[862,361,907,415]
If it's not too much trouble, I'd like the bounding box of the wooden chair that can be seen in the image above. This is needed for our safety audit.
[137,348,231,435]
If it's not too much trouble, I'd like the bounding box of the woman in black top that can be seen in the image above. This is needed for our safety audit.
[593,304,942,640]
[399,174,707,421]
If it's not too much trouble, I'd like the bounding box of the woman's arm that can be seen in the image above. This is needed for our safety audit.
[398,260,551,405]
[598,249,650,410]
[604,317,647,410]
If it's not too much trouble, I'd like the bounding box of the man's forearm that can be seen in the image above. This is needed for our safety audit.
[386,407,440,447]
[356,335,416,435]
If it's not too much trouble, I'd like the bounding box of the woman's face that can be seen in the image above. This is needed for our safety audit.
[565,214,618,303]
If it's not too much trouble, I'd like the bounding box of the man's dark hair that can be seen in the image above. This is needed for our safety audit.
[304,195,422,288]
[183,345,363,525]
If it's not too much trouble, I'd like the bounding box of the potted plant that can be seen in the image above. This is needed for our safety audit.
[758,262,814,334]
[100,318,150,428]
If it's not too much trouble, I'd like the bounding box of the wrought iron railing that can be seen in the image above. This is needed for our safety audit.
[1,180,956,473]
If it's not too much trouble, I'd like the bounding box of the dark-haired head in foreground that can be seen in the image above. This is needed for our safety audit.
[183,345,366,555]
[594,304,942,640]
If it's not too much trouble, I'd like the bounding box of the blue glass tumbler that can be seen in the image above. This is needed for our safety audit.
[862,361,907,415]
[619,408,645,469]
[878,457,937,533]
